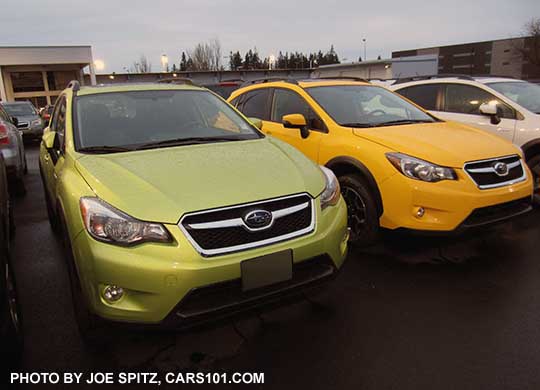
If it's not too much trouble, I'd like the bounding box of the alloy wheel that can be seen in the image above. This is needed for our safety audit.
[341,185,367,240]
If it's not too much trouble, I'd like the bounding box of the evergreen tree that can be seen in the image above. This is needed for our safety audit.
[180,52,188,71]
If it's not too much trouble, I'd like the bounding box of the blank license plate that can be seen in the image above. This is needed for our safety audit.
[241,250,293,292]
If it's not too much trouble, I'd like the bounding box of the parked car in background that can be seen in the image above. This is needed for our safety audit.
[391,76,540,199]
[229,78,534,246]
[0,104,26,196]
[204,80,243,98]
[39,81,348,341]
[1,101,44,141]
[40,104,55,127]
[0,154,23,369]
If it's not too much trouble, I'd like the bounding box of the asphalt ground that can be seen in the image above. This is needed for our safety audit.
[8,144,540,389]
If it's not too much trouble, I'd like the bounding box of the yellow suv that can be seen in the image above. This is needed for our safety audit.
[229,78,534,245]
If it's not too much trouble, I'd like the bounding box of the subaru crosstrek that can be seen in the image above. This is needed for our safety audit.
[39,81,348,339]
[229,79,534,246]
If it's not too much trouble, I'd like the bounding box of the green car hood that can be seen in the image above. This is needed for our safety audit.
[75,138,324,223]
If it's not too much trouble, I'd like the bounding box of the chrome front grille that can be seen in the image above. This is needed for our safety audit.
[179,194,315,257]
[464,155,526,189]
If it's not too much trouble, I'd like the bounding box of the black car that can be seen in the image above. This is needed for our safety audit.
[204,80,243,98]
[0,154,22,374]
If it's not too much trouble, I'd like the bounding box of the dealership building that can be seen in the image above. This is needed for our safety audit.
[392,36,540,81]
[0,46,96,108]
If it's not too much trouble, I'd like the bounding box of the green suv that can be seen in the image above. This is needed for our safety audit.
[39,81,348,337]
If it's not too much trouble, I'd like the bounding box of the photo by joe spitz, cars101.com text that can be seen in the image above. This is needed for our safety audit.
[2,1,540,389]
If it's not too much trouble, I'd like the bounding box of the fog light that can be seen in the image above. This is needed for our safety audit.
[415,207,425,218]
[103,285,124,303]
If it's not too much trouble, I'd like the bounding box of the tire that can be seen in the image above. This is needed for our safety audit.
[39,166,60,233]
[338,174,379,247]
[527,154,540,206]
[8,201,15,241]
[3,257,24,367]
[59,212,107,347]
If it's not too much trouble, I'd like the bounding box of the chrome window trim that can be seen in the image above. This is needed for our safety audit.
[178,193,316,257]
[463,155,527,190]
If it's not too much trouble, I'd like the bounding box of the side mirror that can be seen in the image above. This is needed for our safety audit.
[11,116,18,126]
[42,130,56,149]
[282,113,310,139]
[479,102,501,125]
[248,117,263,130]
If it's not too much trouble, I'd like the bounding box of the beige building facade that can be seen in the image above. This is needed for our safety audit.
[0,46,96,108]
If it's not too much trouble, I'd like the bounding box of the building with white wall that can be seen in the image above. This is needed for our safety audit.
[0,46,96,108]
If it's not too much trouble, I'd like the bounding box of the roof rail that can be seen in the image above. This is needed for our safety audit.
[314,76,370,83]
[157,77,196,85]
[241,77,299,86]
[393,74,475,85]
[67,80,81,91]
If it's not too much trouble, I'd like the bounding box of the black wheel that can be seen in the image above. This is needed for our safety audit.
[528,154,540,205]
[4,257,23,366]
[43,187,59,233]
[59,213,107,346]
[339,174,379,246]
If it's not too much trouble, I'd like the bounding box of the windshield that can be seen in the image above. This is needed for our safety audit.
[306,85,437,127]
[75,89,262,151]
[487,82,540,114]
[2,103,37,116]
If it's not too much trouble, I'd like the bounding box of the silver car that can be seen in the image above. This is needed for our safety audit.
[1,101,44,141]
[0,104,26,195]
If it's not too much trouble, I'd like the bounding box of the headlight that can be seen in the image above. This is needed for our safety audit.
[31,119,42,127]
[320,166,340,209]
[386,152,457,182]
[79,197,172,246]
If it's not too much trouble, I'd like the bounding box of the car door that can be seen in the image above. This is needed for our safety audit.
[42,96,67,201]
[437,83,517,142]
[262,88,327,163]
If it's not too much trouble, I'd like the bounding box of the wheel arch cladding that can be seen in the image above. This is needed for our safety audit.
[522,139,540,162]
[325,156,384,217]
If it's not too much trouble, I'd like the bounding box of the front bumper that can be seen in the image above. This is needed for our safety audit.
[70,196,348,324]
[379,168,534,231]
[21,127,43,139]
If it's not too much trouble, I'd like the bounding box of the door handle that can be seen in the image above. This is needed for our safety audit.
[267,131,273,135]
[53,172,57,180]
[44,154,49,162]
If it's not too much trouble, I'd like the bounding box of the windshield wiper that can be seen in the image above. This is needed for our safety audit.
[340,122,377,128]
[134,136,243,150]
[78,145,134,154]
[376,119,434,127]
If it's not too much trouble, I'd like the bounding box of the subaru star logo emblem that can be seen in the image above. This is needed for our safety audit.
[243,209,273,231]
[493,162,509,177]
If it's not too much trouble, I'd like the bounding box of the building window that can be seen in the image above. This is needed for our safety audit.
[11,72,45,93]
[502,62,510,66]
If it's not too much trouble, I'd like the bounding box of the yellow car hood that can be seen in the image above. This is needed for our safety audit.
[75,138,324,224]
[353,121,520,168]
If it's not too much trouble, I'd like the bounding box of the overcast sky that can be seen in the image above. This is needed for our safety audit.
[0,0,537,73]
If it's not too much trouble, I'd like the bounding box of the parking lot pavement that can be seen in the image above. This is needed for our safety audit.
[11,145,540,390]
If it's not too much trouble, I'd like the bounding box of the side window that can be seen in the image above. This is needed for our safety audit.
[397,84,440,111]
[0,107,9,122]
[51,96,67,152]
[443,84,515,119]
[271,89,326,132]
[237,89,270,120]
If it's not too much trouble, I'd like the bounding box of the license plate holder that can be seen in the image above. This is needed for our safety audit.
[241,250,293,292]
